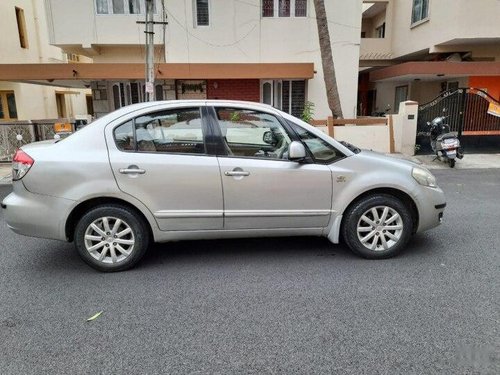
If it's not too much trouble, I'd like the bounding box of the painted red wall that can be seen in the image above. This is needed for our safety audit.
[469,76,500,101]
[206,79,260,102]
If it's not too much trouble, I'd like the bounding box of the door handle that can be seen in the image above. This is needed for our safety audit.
[119,167,146,175]
[224,170,250,177]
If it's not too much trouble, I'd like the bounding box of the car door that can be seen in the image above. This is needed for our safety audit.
[209,106,333,230]
[107,105,223,231]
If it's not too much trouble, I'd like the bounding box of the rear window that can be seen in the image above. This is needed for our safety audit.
[114,120,135,151]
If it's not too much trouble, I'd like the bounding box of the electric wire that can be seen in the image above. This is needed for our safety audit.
[234,0,361,30]
[164,6,259,48]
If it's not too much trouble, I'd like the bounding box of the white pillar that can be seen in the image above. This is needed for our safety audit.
[393,101,419,155]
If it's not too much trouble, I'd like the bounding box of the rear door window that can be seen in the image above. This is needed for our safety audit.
[114,107,206,154]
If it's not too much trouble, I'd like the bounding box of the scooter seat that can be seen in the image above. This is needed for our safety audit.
[437,132,458,141]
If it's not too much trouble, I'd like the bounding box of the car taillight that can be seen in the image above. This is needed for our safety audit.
[12,149,34,181]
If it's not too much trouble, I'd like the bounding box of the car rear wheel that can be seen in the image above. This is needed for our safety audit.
[74,205,149,272]
[342,194,413,259]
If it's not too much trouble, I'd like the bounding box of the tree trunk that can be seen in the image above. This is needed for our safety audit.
[313,0,343,119]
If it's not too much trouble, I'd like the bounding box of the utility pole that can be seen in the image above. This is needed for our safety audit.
[137,1,168,102]
[144,0,155,101]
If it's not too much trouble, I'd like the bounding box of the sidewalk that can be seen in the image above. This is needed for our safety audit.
[1,153,499,185]
[389,153,500,170]
[0,163,11,185]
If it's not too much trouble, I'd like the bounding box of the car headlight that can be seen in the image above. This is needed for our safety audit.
[412,167,437,188]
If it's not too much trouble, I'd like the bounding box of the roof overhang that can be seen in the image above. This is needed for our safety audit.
[370,61,500,82]
[0,63,315,88]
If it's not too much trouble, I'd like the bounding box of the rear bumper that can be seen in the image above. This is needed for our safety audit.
[1,182,74,241]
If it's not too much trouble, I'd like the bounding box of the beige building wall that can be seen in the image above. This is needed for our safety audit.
[366,0,499,113]
[46,0,363,119]
[362,0,499,63]
[360,1,393,61]
[390,0,500,59]
[0,0,90,121]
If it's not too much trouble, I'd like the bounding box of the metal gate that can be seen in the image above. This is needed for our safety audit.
[0,121,71,162]
[417,88,500,149]
[0,125,35,162]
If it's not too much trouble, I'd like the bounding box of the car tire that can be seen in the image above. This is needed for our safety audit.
[341,194,413,259]
[74,204,150,272]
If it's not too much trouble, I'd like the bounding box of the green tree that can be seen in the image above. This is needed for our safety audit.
[301,101,315,124]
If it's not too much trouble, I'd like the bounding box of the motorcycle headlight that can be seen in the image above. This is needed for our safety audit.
[412,167,437,188]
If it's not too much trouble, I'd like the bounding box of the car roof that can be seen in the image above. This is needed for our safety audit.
[151,99,276,111]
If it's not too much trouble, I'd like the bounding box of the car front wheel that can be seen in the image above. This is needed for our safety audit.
[74,205,150,272]
[342,194,413,259]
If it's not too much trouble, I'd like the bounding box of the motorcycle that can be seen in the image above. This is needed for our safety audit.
[427,112,464,168]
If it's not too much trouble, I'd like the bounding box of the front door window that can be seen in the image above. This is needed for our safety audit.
[215,107,291,160]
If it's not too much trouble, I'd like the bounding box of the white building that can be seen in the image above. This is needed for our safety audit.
[29,0,363,119]
[358,0,500,116]
[0,0,91,121]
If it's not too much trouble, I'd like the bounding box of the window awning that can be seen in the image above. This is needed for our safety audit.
[0,63,315,87]
[370,61,500,82]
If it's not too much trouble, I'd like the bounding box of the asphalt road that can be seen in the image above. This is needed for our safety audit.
[1,169,499,374]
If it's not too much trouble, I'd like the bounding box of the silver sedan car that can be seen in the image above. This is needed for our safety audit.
[1,100,446,272]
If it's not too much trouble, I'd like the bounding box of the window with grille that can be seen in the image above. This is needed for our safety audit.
[195,0,209,26]
[295,0,307,17]
[411,0,429,24]
[155,85,164,100]
[263,80,305,118]
[0,91,18,120]
[96,0,155,15]
[112,84,126,109]
[130,83,142,104]
[262,0,307,18]
[262,0,274,17]
[279,0,290,17]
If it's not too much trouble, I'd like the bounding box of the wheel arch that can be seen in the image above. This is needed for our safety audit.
[340,187,419,235]
[65,197,155,242]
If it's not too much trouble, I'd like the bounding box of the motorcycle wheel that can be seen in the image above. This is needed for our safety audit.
[448,159,456,168]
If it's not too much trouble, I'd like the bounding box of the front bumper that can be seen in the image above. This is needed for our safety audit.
[1,182,74,241]
[415,185,446,232]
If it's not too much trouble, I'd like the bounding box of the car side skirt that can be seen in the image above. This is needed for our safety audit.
[152,227,324,242]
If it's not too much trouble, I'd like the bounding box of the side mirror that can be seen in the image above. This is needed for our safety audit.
[288,141,307,161]
[262,130,277,145]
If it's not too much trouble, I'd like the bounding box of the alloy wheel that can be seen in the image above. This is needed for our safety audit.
[84,216,135,264]
[356,206,404,251]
